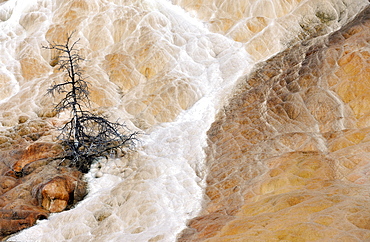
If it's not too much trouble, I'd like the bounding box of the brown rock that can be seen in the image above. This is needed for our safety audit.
[0,175,18,192]
[12,142,63,173]
[0,209,48,240]
[0,120,87,239]
[34,175,83,213]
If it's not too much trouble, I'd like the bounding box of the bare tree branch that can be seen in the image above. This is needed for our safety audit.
[45,32,138,173]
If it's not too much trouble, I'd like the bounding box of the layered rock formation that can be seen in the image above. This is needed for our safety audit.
[179,6,370,241]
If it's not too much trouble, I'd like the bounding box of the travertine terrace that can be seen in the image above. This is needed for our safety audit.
[180,6,370,241]
[1,0,369,241]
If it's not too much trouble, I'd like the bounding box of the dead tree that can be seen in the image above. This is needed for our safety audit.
[45,33,137,173]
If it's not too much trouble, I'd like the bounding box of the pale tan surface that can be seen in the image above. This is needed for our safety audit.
[179,6,370,241]
[173,0,368,61]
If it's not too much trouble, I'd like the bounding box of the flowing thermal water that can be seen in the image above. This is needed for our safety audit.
[1,0,368,241]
